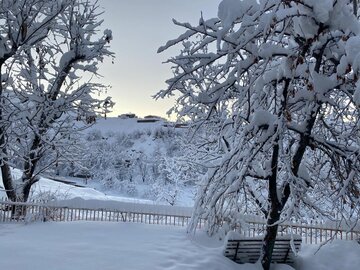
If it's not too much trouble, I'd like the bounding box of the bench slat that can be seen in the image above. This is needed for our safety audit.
[223,237,302,265]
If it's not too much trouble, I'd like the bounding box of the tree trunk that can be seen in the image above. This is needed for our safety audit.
[261,129,282,270]
[353,0,358,17]
[0,63,17,201]
[21,176,39,202]
[1,162,16,201]
[10,179,38,219]
[261,206,281,270]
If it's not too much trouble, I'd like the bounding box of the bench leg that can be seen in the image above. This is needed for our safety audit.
[233,241,240,261]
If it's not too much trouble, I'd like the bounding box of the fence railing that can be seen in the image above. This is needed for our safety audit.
[236,219,360,245]
[1,198,359,244]
[0,198,206,228]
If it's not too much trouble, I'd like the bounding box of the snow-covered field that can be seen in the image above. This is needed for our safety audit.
[0,169,154,204]
[32,177,155,204]
[1,221,359,270]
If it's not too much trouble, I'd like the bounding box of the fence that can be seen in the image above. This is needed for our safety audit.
[236,219,360,245]
[0,198,205,228]
[0,197,359,244]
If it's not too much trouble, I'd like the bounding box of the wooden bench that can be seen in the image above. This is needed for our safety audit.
[223,235,302,265]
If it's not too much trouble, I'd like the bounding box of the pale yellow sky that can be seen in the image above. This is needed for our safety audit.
[97,0,219,119]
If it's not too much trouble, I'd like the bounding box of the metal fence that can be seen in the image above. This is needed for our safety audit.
[236,219,360,244]
[0,197,206,228]
[1,197,359,244]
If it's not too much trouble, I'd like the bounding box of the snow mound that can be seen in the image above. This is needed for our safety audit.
[297,240,360,270]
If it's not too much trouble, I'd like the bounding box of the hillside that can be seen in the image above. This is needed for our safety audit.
[57,116,198,206]
[0,116,199,206]
[87,116,167,135]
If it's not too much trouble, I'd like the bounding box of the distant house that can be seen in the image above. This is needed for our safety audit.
[137,115,166,123]
[137,119,159,123]
[144,115,162,119]
[118,113,137,119]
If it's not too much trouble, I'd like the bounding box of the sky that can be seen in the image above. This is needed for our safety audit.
[96,0,220,119]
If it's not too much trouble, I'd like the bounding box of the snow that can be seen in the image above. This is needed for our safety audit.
[250,110,277,128]
[247,109,278,142]
[216,0,259,49]
[346,37,360,59]
[103,29,113,41]
[345,36,360,70]
[296,240,360,270]
[293,14,318,39]
[329,3,360,34]
[1,221,359,270]
[336,55,348,76]
[258,43,290,59]
[355,83,360,106]
[49,197,193,216]
[225,231,302,242]
[298,163,311,185]
[2,116,197,207]
[0,222,251,270]
[59,50,76,71]
[218,0,243,28]
[311,0,333,23]
[0,169,154,204]
[33,178,153,204]
[311,71,337,96]
[87,117,165,135]
[77,117,197,206]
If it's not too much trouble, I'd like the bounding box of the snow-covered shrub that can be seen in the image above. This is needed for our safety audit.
[86,130,104,141]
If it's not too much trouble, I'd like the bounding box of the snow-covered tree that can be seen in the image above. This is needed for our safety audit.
[1,0,113,203]
[0,0,70,202]
[156,1,360,269]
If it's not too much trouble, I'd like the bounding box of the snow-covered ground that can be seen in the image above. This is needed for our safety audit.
[1,221,359,270]
[0,170,194,216]
[32,177,155,204]
[297,241,360,270]
[0,169,154,204]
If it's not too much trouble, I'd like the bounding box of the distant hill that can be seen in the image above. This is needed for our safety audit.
[87,117,166,135]
[55,116,201,206]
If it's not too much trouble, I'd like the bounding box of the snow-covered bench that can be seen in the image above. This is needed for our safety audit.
[223,233,301,265]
